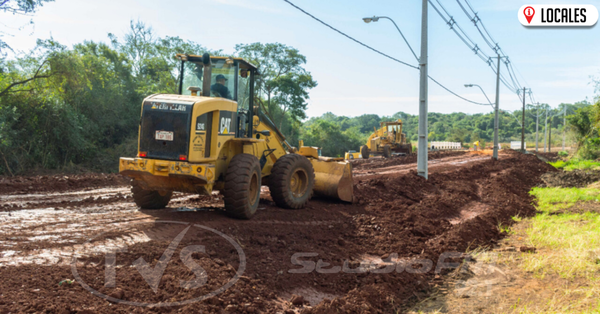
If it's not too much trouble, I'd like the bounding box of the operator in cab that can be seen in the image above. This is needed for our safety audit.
[211,74,232,99]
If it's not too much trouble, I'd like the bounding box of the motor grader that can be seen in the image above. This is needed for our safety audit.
[119,53,353,219]
[360,120,412,159]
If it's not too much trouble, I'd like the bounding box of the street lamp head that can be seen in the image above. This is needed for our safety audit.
[464,84,474,88]
[362,16,379,23]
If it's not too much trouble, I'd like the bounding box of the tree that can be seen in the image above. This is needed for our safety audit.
[1,0,55,56]
[235,42,316,127]
[271,72,316,130]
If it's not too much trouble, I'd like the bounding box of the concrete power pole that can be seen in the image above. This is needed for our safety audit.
[549,114,552,152]
[544,108,548,152]
[521,87,526,152]
[562,105,566,151]
[417,0,429,179]
[536,113,539,152]
[493,56,501,160]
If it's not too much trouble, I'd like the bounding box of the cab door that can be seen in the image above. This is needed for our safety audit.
[191,112,213,158]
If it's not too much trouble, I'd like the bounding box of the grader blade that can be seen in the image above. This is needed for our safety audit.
[310,158,353,203]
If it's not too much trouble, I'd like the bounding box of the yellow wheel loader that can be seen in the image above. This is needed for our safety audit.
[119,53,353,219]
[360,120,412,159]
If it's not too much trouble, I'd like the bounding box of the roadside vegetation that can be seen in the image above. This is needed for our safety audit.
[0,17,594,175]
[550,159,600,171]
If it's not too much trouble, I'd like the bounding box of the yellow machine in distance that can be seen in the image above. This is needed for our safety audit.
[360,120,412,159]
[119,53,353,219]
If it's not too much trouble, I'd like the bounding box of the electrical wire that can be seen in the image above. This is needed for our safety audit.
[281,0,489,107]
[429,0,523,98]
[281,0,419,70]
[457,0,542,105]
[428,75,489,106]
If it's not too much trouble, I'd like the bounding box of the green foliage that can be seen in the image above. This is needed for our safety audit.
[301,120,364,157]
[0,21,220,175]
[529,187,600,212]
[567,101,600,159]
[549,159,600,171]
[557,150,568,157]
[235,42,316,129]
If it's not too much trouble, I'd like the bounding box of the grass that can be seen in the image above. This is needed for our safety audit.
[409,185,600,313]
[523,212,600,279]
[529,187,600,212]
[549,159,600,171]
[525,187,600,281]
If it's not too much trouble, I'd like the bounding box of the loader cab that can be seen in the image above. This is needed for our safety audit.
[176,54,259,139]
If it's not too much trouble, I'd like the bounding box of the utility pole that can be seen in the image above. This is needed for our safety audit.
[521,87,526,152]
[492,55,501,160]
[562,105,566,151]
[544,108,548,152]
[536,112,539,152]
[417,0,429,179]
[549,114,552,152]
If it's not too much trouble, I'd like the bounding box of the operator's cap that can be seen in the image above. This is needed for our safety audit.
[215,74,228,81]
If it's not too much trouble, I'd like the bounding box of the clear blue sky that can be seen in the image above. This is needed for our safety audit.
[3,0,599,117]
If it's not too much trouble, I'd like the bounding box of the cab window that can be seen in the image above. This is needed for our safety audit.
[210,59,236,100]
[181,61,203,96]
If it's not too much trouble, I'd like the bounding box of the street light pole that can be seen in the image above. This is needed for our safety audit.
[521,87,526,152]
[544,107,548,152]
[417,0,428,179]
[493,55,501,160]
[363,16,418,62]
[536,108,539,152]
[363,5,427,178]
[563,105,566,151]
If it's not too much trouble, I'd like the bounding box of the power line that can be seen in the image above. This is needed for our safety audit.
[428,0,522,96]
[281,0,419,70]
[281,0,489,106]
[428,75,489,106]
[457,0,540,104]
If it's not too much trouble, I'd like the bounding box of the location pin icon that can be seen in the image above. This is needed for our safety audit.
[524,6,535,24]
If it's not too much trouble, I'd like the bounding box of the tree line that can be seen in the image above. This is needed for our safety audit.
[0,19,596,175]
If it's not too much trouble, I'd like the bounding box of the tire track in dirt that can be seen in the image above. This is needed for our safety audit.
[0,150,556,313]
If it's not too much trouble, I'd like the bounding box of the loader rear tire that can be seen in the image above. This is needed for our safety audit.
[383,145,391,158]
[269,154,315,209]
[223,154,262,219]
[360,145,370,159]
[132,181,172,210]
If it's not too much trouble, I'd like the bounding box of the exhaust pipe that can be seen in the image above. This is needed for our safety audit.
[202,53,212,97]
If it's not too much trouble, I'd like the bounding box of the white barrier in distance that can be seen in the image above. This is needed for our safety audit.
[429,142,463,150]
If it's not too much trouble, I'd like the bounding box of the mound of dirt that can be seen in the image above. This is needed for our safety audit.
[0,150,557,313]
[0,173,130,194]
[540,170,600,188]
[534,152,561,162]
[352,150,466,170]
[306,151,556,313]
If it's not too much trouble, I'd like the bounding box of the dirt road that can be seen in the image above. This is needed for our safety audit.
[0,151,555,313]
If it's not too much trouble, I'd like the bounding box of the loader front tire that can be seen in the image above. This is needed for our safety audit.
[269,154,315,209]
[360,145,370,159]
[223,154,262,219]
[132,181,172,210]
[383,145,391,158]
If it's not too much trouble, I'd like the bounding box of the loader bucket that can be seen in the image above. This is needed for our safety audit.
[310,158,354,202]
